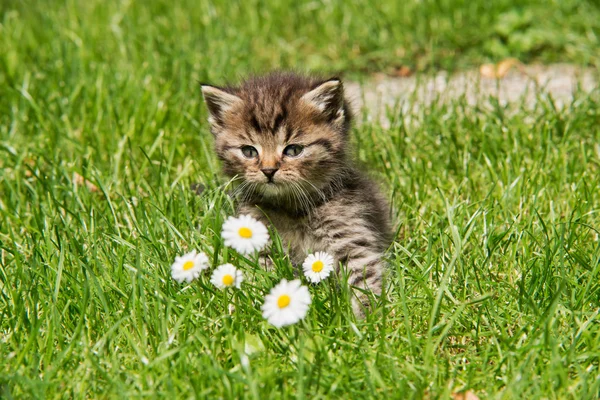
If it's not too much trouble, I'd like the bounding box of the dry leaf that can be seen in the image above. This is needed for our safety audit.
[479,63,497,79]
[73,172,99,193]
[496,58,520,77]
[480,58,521,79]
[389,65,412,77]
[451,390,480,400]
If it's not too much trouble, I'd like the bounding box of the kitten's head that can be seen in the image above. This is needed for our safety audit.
[201,72,351,203]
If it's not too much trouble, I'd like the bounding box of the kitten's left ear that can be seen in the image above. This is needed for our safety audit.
[301,78,345,123]
[200,84,243,127]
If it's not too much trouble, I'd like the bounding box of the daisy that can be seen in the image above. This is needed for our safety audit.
[171,250,209,283]
[302,251,335,283]
[262,279,311,328]
[221,215,269,255]
[210,263,244,289]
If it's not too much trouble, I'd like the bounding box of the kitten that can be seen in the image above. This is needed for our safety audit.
[201,72,392,316]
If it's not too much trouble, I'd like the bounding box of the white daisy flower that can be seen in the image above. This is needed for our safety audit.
[302,251,335,283]
[210,263,244,289]
[171,250,209,283]
[262,279,311,328]
[221,215,269,255]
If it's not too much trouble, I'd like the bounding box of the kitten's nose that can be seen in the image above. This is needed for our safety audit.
[261,168,278,181]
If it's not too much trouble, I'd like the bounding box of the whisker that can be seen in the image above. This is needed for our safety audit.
[297,177,326,206]
[292,181,315,212]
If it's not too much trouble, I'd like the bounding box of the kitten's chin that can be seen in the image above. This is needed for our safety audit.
[259,182,284,197]
[253,182,298,202]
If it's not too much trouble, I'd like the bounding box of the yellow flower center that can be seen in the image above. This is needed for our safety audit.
[183,261,195,271]
[277,294,291,309]
[312,260,324,272]
[222,274,234,286]
[238,227,253,239]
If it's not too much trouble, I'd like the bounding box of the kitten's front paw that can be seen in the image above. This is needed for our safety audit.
[347,263,384,319]
[260,254,275,272]
[350,292,373,319]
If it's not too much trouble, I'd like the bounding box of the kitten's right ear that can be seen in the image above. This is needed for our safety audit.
[300,78,345,123]
[200,84,242,126]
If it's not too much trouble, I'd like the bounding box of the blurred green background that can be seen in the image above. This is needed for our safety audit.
[2,0,599,88]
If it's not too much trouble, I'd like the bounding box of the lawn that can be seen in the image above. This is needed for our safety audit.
[1,0,600,398]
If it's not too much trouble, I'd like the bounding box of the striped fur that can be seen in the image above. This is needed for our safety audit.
[201,72,392,316]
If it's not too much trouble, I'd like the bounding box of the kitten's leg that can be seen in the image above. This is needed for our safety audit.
[259,253,276,272]
[326,231,385,318]
[345,252,384,318]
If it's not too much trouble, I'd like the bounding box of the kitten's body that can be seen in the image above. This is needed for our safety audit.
[201,72,391,314]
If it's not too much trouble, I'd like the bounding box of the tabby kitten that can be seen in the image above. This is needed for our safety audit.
[201,72,391,316]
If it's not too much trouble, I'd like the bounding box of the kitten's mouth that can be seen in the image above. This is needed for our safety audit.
[258,181,292,198]
[262,176,282,185]
[261,181,280,192]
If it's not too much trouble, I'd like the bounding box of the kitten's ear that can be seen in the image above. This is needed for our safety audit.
[200,84,242,126]
[301,78,345,122]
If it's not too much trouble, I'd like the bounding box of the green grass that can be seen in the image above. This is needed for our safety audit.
[1,0,600,83]
[1,0,600,398]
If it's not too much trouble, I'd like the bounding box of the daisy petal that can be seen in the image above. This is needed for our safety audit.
[170,250,209,283]
[210,263,244,289]
[262,279,311,327]
[221,215,270,255]
[302,251,335,283]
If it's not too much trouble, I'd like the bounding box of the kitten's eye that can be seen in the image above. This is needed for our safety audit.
[283,144,304,157]
[241,145,258,159]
